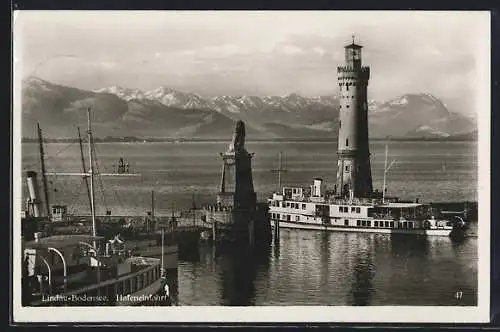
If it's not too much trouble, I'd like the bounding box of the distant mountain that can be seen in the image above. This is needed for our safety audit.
[369,93,475,138]
[22,77,130,138]
[446,129,478,141]
[21,77,477,140]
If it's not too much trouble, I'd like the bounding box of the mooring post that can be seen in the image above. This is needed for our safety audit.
[212,220,217,244]
[274,218,280,244]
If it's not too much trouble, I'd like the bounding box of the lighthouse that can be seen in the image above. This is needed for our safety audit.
[335,36,373,198]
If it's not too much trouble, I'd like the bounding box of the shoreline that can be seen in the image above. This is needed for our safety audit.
[21,137,478,144]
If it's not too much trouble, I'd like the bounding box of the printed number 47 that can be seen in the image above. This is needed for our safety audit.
[455,291,463,300]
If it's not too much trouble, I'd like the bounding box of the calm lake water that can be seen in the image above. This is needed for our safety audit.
[21,140,478,306]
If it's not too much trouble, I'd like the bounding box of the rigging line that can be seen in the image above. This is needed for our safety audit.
[92,139,125,211]
[94,140,124,211]
[112,186,124,211]
[91,142,107,173]
[46,141,79,166]
[91,141,109,211]
[25,141,79,170]
[64,179,86,215]
[97,170,108,212]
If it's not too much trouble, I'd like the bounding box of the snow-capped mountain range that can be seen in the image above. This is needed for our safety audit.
[93,86,339,114]
[21,77,476,139]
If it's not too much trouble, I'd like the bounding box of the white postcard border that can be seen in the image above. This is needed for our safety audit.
[11,10,491,324]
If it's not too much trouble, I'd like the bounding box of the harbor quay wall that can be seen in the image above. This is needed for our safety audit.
[59,213,207,227]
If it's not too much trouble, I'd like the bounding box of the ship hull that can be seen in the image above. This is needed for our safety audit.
[130,245,178,270]
[115,277,167,306]
[273,220,453,237]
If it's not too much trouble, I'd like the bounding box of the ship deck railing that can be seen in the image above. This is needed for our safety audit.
[271,192,401,206]
[29,258,163,306]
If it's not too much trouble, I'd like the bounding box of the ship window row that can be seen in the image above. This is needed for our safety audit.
[373,220,395,228]
[397,222,414,229]
[271,213,301,222]
[356,220,372,227]
[356,220,395,228]
[283,202,306,210]
[271,201,287,208]
[338,206,361,213]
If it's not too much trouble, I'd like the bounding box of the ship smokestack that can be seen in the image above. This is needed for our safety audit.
[313,178,323,197]
[26,171,41,217]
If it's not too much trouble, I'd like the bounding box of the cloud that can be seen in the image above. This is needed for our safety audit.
[15,11,489,115]
[275,44,305,56]
[313,47,326,57]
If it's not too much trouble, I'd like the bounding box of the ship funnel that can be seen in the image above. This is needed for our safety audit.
[313,178,323,197]
[26,171,41,217]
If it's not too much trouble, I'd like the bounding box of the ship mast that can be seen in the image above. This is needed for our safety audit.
[382,141,397,204]
[78,126,92,216]
[37,123,51,219]
[382,143,388,203]
[151,190,155,233]
[87,107,97,248]
[271,151,288,193]
[43,106,141,250]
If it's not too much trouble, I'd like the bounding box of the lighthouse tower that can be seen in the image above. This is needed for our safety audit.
[335,36,373,198]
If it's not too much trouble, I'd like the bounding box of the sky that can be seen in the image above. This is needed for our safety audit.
[13,11,489,116]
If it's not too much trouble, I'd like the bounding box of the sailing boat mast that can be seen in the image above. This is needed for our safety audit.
[151,190,155,233]
[382,143,388,203]
[78,126,92,213]
[42,107,141,250]
[382,141,397,204]
[271,151,287,193]
[37,122,51,219]
[87,107,97,248]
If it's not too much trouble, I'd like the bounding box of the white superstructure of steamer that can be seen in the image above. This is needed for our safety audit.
[269,180,456,236]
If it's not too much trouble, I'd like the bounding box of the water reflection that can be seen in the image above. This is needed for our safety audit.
[219,247,256,305]
[178,229,477,306]
[218,243,272,306]
[348,235,375,306]
[319,232,330,293]
[390,234,430,257]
